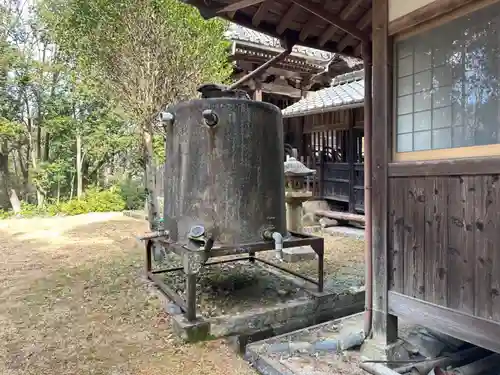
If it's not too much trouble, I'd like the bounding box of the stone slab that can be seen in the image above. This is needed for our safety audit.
[123,210,147,220]
[227,294,365,354]
[166,289,364,344]
[282,246,316,263]
[324,226,365,240]
[171,314,211,342]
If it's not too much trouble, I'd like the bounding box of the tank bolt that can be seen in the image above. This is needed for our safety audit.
[160,111,175,125]
[202,109,218,127]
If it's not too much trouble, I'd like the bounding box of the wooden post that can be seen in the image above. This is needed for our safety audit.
[371,0,398,345]
[253,78,263,101]
[318,139,325,198]
[348,109,356,213]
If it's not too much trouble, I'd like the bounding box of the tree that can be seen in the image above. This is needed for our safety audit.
[0,0,137,211]
[40,0,232,228]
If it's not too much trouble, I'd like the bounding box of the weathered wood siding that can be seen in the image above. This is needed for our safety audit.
[302,107,364,134]
[389,174,500,322]
[284,107,365,212]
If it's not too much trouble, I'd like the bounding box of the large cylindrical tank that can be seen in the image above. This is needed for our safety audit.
[163,93,286,247]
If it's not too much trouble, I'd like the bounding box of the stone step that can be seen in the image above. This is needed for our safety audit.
[282,246,317,263]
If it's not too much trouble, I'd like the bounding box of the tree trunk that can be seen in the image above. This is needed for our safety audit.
[36,190,45,208]
[34,124,45,208]
[43,132,50,162]
[142,124,160,231]
[0,142,10,210]
[23,115,32,201]
[69,173,75,201]
[9,189,21,214]
[76,133,83,199]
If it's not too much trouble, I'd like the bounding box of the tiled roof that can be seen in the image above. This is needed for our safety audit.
[282,70,365,118]
[226,23,333,63]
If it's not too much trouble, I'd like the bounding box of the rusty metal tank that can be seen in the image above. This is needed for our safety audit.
[161,84,286,247]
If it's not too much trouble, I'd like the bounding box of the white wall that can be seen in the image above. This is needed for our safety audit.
[389,0,436,21]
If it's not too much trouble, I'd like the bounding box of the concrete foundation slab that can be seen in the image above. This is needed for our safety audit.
[282,246,316,263]
[324,226,365,240]
[165,289,365,343]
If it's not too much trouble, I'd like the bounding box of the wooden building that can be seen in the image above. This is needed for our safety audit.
[380,0,500,355]
[226,22,362,109]
[184,0,500,359]
[282,69,365,213]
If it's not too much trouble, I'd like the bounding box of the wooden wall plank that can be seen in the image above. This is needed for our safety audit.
[389,178,405,293]
[447,176,475,315]
[423,177,435,304]
[389,174,500,323]
[492,175,500,321]
[474,175,498,320]
[402,179,412,297]
[388,157,500,177]
[408,178,426,299]
[428,177,448,306]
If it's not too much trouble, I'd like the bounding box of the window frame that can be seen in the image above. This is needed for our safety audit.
[392,0,500,162]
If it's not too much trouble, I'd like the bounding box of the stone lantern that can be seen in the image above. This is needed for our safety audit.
[284,157,316,233]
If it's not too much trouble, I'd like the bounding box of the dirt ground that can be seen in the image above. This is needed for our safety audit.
[0,213,256,375]
[0,213,364,375]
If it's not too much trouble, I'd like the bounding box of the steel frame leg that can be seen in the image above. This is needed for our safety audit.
[186,274,197,321]
[145,240,152,276]
[312,240,324,293]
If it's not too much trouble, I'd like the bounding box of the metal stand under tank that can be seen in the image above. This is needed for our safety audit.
[139,84,325,323]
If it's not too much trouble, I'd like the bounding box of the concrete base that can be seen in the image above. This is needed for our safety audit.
[167,289,365,343]
[171,314,211,342]
[323,226,365,240]
[319,217,338,228]
[360,337,411,362]
[282,246,316,263]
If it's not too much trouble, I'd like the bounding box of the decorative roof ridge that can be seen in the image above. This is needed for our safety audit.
[225,22,334,62]
[330,69,365,86]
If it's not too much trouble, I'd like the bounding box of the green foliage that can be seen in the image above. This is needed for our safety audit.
[1,0,233,216]
[83,186,126,212]
[0,187,126,219]
[0,209,12,219]
[40,0,233,122]
[118,179,146,210]
[0,118,23,140]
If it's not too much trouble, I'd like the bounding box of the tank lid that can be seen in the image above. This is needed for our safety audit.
[284,157,316,177]
[198,83,250,99]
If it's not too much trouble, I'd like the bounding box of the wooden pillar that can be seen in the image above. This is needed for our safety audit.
[348,109,356,213]
[300,76,311,99]
[253,78,263,101]
[371,0,398,345]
